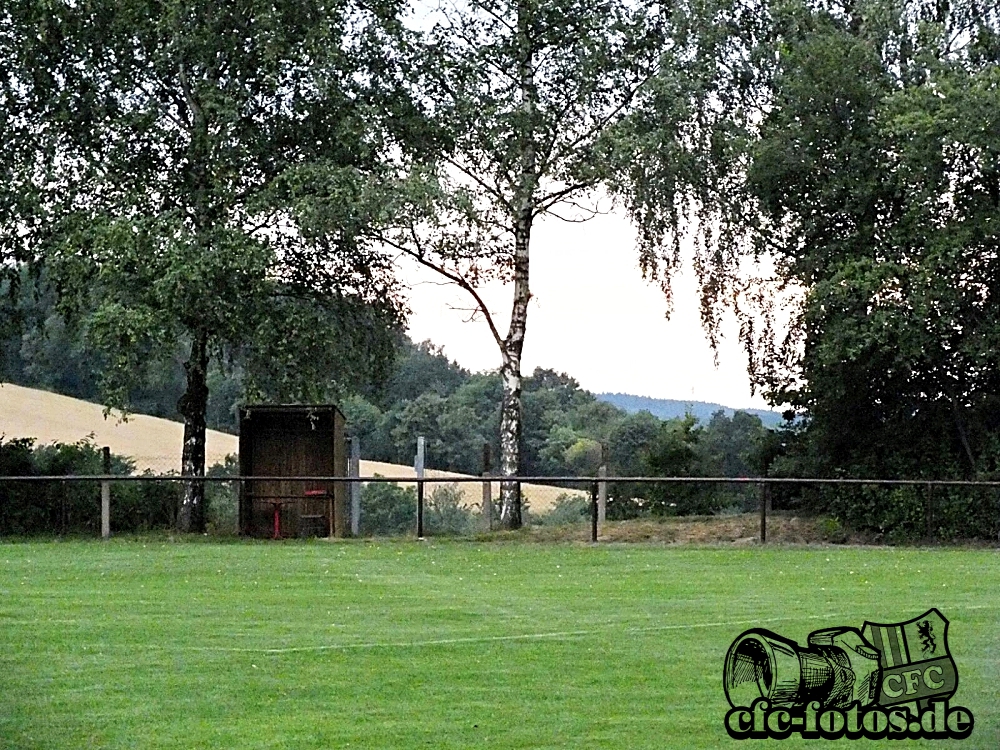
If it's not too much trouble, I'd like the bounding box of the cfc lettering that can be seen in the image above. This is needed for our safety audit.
[725,708,752,738]
[924,665,945,690]
[903,669,922,695]
[766,709,791,738]
[882,664,949,698]
[883,673,904,698]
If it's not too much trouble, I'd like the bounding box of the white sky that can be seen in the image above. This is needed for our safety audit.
[401,209,776,411]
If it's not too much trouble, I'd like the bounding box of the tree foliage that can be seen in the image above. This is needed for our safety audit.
[748,0,1000,484]
[0,0,420,530]
[290,0,769,529]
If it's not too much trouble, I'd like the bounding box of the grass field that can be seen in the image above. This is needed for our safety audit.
[1,538,998,749]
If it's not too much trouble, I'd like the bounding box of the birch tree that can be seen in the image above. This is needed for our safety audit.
[335,0,765,527]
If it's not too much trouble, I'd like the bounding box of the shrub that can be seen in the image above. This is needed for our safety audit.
[205,454,239,534]
[425,484,474,535]
[0,436,178,535]
[806,482,1000,542]
[816,517,848,543]
[112,474,179,532]
[359,476,416,536]
[532,493,589,526]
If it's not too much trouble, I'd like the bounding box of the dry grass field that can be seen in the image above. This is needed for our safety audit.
[0,382,237,472]
[0,382,579,511]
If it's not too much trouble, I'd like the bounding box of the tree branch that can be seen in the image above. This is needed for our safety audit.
[177,61,205,132]
[444,156,514,211]
[544,70,657,169]
[378,233,506,352]
[535,181,594,214]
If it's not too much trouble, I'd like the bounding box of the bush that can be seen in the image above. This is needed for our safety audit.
[205,454,239,534]
[359,476,416,536]
[0,436,178,535]
[425,484,475,535]
[805,482,1000,542]
[816,516,848,543]
[532,493,589,526]
[109,474,179,532]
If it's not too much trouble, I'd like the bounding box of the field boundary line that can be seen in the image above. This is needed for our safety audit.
[172,611,851,654]
[161,602,998,655]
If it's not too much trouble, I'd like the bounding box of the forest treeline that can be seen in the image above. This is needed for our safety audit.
[0,275,776,489]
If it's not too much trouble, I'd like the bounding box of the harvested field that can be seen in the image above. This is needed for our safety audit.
[0,383,581,512]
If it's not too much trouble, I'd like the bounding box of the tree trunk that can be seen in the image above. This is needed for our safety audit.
[175,61,213,533]
[496,0,538,529]
[177,330,209,532]
[499,353,523,527]
[498,184,533,528]
[947,391,977,474]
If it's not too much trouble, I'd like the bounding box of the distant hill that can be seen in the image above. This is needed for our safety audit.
[596,392,784,428]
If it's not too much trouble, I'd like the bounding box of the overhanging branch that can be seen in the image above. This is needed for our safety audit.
[378,233,506,352]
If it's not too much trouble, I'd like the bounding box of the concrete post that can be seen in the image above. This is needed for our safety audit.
[482,443,492,530]
[415,436,425,538]
[414,436,425,478]
[101,447,111,540]
[349,436,361,536]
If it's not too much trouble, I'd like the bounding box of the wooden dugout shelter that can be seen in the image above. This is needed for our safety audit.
[238,405,348,538]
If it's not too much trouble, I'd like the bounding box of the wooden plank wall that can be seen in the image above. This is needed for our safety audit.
[239,407,344,537]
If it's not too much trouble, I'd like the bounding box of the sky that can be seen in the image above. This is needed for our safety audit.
[401,209,777,412]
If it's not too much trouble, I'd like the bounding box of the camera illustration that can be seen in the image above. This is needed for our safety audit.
[724,626,882,710]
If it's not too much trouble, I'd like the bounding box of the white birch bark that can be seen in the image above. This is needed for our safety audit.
[497,1,537,529]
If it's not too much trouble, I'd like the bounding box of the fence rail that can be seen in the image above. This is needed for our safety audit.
[5,474,1000,486]
[3,473,999,543]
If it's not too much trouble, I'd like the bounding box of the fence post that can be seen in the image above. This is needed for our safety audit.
[101,447,111,540]
[414,436,425,478]
[482,443,492,531]
[590,481,599,543]
[926,483,934,539]
[415,436,425,538]
[759,481,768,544]
[349,437,361,536]
[597,462,607,525]
[417,480,425,539]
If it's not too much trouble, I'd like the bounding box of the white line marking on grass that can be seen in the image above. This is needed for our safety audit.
[173,612,850,655]
[167,601,1000,655]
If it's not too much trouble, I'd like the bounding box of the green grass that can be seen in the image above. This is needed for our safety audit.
[1,538,998,749]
